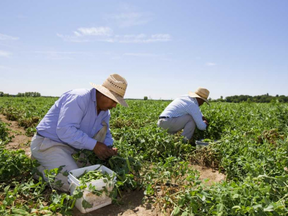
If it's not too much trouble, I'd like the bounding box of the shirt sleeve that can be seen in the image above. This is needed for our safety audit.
[56,94,97,150]
[185,103,207,130]
[103,112,114,146]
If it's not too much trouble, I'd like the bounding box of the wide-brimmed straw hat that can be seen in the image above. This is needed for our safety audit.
[90,74,128,107]
[188,87,210,105]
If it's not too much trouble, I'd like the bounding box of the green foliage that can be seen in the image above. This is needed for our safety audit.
[0,121,12,145]
[0,97,56,136]
[220,94,288,103]
[74,150,142,194]
[78,168,107,184]
[0,153,76,215]
[82,199,93,209]
[0,98,288,215]
[0,148,37,182]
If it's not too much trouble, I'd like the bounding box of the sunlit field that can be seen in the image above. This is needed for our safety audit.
[1,97,288,215]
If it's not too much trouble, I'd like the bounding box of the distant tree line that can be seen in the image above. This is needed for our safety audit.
[0,91,41,97]
[214,94,288,103]
[1,91,287,102]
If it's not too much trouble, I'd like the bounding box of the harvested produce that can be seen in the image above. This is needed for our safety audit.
[78,168,110,184]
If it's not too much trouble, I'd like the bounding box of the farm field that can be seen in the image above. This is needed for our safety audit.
[0,97,288,215]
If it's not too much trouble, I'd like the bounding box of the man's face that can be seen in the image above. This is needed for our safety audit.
[197,98,205,106]
[98,94,117,111]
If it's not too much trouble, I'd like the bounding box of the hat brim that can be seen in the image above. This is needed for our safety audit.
[90,83,128,107]
[188,91,210,105]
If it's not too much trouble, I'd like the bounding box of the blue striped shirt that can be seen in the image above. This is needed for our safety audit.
[159,95,207,130]
[36,88,113,150]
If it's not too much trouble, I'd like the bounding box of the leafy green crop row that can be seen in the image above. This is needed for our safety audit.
[0,121,11,145]
[0,98,288,215]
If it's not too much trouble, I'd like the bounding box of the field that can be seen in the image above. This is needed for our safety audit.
[0,97,288,215]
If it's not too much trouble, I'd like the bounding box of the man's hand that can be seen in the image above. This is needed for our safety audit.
[108,146,118,154]
[93,141,117,160]
[204,119,209,128]
[112,147,118,154]
[202,116,209,127]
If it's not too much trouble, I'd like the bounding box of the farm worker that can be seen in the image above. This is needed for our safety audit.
[157,88,210,142]
[30,74,128,191]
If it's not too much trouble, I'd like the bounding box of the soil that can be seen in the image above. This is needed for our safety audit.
[0,114,226,216]
[73,190,161,216]
[191,165,226,185]
[0,114,31,157]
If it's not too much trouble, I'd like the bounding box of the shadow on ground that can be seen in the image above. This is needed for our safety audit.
[72,190,160,216]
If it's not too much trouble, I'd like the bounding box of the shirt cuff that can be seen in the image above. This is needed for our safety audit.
[200,122,207,130]
[104,139,113,147]
[83,137,97,150]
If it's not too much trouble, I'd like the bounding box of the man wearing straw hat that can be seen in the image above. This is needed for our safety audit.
[157,88,210,142]
[31,74,128,191]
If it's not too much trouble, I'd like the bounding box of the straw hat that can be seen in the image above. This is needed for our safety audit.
[188,87,210,105]
[90,74,128,107]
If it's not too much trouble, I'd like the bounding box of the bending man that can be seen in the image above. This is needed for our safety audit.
[157,88,210,142]
[31,74,128,191]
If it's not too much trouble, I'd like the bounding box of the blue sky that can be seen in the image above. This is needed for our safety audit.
[0,0,287,99]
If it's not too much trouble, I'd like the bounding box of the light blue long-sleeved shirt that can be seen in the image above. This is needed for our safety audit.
[36,88,113,150]
[159,95,207,130]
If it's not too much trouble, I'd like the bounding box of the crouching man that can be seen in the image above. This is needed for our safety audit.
[157,88,210,143]
[31,74,128,191]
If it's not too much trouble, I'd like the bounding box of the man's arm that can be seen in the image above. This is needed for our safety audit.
[56,94,99,150]
[91,115,116,159]
[102,112,114,146]
[186,103,207,130]
[102,112,118,155]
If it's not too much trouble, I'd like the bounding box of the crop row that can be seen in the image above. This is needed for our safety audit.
[0,98,288,215]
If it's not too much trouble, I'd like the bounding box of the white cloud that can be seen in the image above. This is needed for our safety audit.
[206,62,216,66]
[74,27,113,36]
[33,51,92,60]
[0,33,19,41]
[57,27,113,43]
[123,52,174,62]
[124,53,158,57]
[57,27,171,43]
[34,51,84,55]
[56,33,90,43]
[151,34,171,41]
[109,34,171,43]
[105,12,152,28]
[0,50,12,57]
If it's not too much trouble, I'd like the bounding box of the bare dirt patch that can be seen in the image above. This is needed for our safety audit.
[191,164,226,185]
[0,114,31,157]
[73,190,161,216]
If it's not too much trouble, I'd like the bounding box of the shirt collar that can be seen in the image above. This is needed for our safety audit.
[91,88,109,116]
[91,88,96,102]
[188,96,199,106]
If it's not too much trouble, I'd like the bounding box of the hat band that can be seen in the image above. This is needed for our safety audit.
[103,81,125,97]
[110,89,124,99]
[196,92,208,99]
